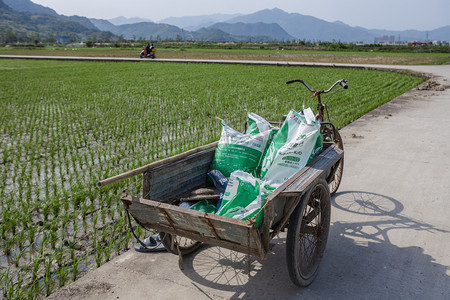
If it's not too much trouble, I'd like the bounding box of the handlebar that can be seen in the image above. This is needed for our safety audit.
[286,79,348,94]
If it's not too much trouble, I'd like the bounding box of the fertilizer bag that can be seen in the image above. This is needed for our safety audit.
[245,112,276,135]
[217,170,275,227]
[210,121,272,177]
[260,109,323,187]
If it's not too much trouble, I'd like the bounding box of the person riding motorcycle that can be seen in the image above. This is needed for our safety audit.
[140,43,156,59]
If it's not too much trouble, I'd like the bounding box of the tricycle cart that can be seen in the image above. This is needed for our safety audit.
[98,79,347,287]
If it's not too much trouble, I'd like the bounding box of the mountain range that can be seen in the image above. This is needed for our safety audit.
[1,0,449,44]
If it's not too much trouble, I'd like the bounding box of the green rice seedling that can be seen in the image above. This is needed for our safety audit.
[8,213,17,235]
[17,230,26,252]
[124,230,131,250]
[100,227,107,244]
[135,225,142,241]
[80,201,89,221]
[70,255,83,282]
[114,239,122,256]
[39,236,48,257]
[31,256,42,284]
[55,246,65,269]
[104,239,113,262]
[4,237,14,256]
[70,248,75,263]
[109,206,116,221]
[0,270,6,297]
[94,242,103,268]
[12,245,28,268]
[52,197,61,217]
[28,226,37,245]
[72,218,79,241]
[57,263,70,288]
[42,201,50,222]
[43,256,54,297]
[49,229,58,249]
[82,219,88,235]
[0,222,6,240]
[92,213,98,233]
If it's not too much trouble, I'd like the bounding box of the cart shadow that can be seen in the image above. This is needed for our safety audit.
[180,191,450,299]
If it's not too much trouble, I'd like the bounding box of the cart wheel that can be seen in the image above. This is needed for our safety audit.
[328,130,344,195]
[286,178,331,287]
[159,232,202,256]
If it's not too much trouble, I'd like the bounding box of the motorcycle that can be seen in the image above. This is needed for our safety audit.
[140,46,156,59]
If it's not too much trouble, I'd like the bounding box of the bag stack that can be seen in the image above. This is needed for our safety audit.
[192,110,323,227]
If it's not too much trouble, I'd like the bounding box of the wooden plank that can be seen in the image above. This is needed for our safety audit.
[122,195,263,254]
[98,141,218,187]
[145,148,215,201]
[141,222,262,257]
[142,171,150,201]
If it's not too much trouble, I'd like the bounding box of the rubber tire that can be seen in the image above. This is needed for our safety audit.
[328,130,344,195]
[159,232,202,256]
[286,178,331,287]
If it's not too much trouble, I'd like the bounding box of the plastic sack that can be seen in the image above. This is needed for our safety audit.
[208,170,229,193]
[217,170,275,227]
[245,112,275,135]
[245,112,279,177]
[210,121,272,177]
[260,109,323,187]
[189,199,217,214]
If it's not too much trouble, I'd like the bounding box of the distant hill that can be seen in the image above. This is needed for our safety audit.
[224,8,450,43]
[109,16,153,26]
[3,0,58,16]
[91,20,256,42]
[90,18,117,33]
[225,8,374,43]
[209,22,294,41]
[2,1,448,44]
[160,13,241,31]
[113,22,191,40]
[0,0,115,42]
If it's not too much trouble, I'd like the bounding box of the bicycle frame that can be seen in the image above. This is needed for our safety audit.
[286,79,348,123]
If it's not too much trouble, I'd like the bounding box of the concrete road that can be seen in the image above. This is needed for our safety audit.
[45,63,450,300]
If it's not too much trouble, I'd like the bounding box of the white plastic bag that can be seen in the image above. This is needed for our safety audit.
[210,121,273,177]
[260,109,323,187]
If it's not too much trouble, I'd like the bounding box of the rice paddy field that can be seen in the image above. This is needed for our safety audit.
[0,58,424,299]
[1,46,449,65]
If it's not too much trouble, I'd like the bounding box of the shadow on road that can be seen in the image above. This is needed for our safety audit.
[179,191,450,299]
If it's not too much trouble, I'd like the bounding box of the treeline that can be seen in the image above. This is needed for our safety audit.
[155,41,450,54]
[2,38,449,54]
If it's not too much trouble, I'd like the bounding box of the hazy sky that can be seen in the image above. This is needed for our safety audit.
[30,0,449,31]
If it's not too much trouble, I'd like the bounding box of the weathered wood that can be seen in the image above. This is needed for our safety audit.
[145,148,215,201]
[97,141,218,187]
[179,194,220,202]
[122,195,264,256]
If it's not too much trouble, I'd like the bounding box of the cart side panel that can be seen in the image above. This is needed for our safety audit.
[143,148,215,202]
[124,196,261,251]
